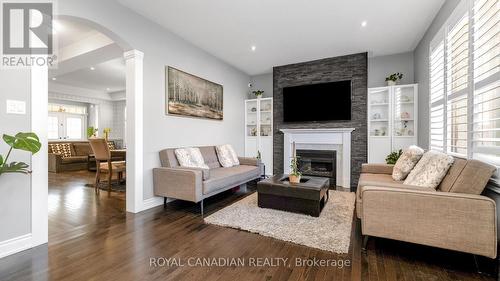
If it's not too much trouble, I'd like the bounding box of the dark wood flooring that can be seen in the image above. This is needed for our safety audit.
[0,171,496,281]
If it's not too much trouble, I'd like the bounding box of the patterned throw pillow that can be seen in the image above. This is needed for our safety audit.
[215,144,240,167]
[392,145,424,181]
[174,147,209,169]
[404,150,454,189]
[49,143,72,158]
[107,142,116,150]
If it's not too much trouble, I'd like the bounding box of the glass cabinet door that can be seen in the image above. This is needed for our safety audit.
[246,100,258,137]
[369,88,390,137]
[392,85,415,137]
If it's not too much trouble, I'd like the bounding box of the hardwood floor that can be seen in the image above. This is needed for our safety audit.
[0,171,495,281]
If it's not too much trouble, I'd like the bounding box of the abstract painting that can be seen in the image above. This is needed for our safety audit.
[166,66,223,120]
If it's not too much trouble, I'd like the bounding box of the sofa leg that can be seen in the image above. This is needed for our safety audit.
[163,197,167,208]
[362,235,369,253]
[200,200,204,218]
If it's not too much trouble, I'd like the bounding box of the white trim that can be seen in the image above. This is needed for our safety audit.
[280,128,355,188]
[31,65,49,248]
[0,234,33,259]
[142,197,164,211]
[124,50,144,213]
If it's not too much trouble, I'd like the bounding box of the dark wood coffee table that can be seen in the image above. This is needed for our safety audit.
[257,174,330,217]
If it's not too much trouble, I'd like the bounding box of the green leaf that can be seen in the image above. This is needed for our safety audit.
[0,154,3,166]
[0,161,31,175]
[2,132,41,154]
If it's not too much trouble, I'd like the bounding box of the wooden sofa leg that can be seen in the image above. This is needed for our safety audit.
[362,235,369,253]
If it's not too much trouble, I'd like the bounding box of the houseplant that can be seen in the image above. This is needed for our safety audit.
[385,72,403,86]
[385,149,403,165]
[252,90,264,98]
[87,126,98,138]
[0,132,41,175]
[289,142,302,183]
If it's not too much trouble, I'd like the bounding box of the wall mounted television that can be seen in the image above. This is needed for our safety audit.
[282,80,352,122]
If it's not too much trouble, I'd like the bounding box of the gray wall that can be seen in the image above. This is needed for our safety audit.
[249,73,273,98]
[414,0,461,148]
[0,69,32,241]
[368,52,414,88]
[273,53,368,190]
[251,51,415,98]
[59,0,251,200]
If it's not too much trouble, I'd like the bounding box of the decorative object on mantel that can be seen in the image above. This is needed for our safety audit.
[166,66,223,120]
[289,142,302,184]
[385,149,403,165]
[0,132,41,175]
[385,72,403,86]
[252,90,264,98]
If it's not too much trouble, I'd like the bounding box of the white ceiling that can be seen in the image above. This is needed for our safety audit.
[52,58,125,92]
[50,19,125,94]
[117,0,445,75]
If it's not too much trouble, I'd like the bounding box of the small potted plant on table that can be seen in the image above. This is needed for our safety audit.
[289,142,302,184]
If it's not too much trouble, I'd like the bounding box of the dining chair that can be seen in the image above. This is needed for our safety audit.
[88,138,126,194]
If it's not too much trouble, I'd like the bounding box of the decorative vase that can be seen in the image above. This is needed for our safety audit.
[289,174,301,184]
[387,80,396,86]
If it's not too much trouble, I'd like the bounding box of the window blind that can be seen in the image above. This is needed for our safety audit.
[472,0,499,178]
[430,41,446,151]
[429,0,499,178]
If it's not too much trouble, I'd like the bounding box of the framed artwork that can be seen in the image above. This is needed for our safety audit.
[166,66,223,120]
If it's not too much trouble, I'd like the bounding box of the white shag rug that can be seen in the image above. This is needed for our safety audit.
[204,190,355,254]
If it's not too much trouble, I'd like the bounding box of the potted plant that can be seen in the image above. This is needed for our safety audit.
[385,72,403,86]
[385,149,403,165]
[252,90,264,98]
[87,126,98,138]
[256,150,261,160]
[289,142,302,183]
[0,132,41,175]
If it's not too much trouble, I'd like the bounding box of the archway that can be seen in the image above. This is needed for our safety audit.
[30,15,144,248]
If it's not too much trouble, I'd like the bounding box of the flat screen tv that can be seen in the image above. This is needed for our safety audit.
[282,80,351,122]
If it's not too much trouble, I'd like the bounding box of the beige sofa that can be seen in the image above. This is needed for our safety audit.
[356,157,497,259]
[153,146,261,216]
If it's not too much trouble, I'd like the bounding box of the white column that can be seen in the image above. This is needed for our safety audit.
[124,50,144,213]
[31,65,48,246]
[342,131,351,188]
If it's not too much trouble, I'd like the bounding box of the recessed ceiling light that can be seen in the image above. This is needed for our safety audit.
[251,45,256,51]
[106,88,111,91]
[90,66,95,70]
[361,21,367,27]
[51,77,56,81]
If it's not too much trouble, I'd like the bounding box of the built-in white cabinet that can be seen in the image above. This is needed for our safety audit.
[368,84,418,163]
[245,97,273,175]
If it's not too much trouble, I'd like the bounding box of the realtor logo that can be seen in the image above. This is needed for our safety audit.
[3,2,53,54]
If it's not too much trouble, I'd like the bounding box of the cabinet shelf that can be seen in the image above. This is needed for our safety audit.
[368,84,418,163]
[245,97,273,174]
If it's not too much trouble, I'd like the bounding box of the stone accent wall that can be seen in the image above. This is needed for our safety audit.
[273,53,368,190]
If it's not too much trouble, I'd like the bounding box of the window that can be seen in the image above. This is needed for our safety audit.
[429,0,499,178]
[48,103,87,140]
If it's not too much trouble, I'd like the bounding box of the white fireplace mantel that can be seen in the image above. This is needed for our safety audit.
[280,128,355,188]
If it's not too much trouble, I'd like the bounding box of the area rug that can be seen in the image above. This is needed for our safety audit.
[204,190,355,254]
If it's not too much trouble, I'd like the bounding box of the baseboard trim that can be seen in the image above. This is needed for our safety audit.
[142,197,164,211]
[0,233,32,259]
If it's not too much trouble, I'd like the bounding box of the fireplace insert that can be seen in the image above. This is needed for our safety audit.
[296,149,336,188]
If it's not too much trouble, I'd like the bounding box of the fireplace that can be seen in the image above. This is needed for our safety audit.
[296,149,336,188]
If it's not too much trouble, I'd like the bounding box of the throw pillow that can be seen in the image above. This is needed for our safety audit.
[49,143,72,158]
[215,144,240,167]
[107,141,116,150]
[392,145,424,181]
[404,150,454,189]
[174,147,209,169]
